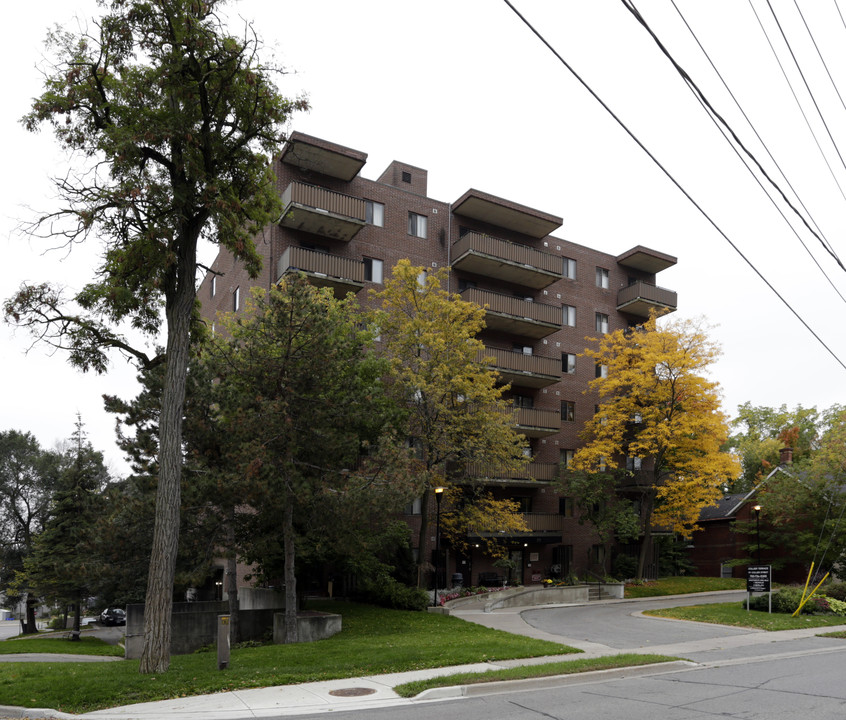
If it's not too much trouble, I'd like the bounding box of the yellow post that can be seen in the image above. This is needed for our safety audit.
[798,563,814,608]
[792,571,830,617]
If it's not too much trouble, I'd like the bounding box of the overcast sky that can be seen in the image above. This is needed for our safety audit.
[3,1,845,475]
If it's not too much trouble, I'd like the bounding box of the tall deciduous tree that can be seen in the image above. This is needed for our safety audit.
[6,0,306,672]
[200,277,415,642]
[23,417,109,637]
[372,260,529,585]
[0,431,60,633]
[571,314,739,579]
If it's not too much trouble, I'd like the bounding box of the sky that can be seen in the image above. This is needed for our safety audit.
[3,1,846,476]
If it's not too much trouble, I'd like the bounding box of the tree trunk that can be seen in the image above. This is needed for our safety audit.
[637,491,657,580]
[139,233,197,674]
[226,529,239,646]
[72,598,81,638]
[23,593,38,635]
[283,495,297,643]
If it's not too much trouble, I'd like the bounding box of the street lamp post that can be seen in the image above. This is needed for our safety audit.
[433,487,445,608]
[753,504,761,565]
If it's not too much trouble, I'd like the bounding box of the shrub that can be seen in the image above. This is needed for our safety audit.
[612,554,638,580]
[355,574,429,612]
[743,587,813,614]
[822,581,846,602]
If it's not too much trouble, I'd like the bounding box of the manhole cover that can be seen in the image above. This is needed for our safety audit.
[328,687,377,697]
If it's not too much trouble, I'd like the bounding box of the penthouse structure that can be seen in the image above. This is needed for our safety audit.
[199,131,678,587]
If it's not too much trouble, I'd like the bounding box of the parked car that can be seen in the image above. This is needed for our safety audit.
[99,607,126,626]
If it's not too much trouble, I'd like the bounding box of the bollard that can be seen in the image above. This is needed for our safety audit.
[217,615,230,670]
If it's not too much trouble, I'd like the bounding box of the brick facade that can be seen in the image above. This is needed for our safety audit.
[199,131,678,587]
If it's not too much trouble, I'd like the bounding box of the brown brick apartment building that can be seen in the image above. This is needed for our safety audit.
[199,131,678,588]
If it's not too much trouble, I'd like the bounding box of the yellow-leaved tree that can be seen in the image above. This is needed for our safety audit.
[372,260,530,585]
[571,313,739,579]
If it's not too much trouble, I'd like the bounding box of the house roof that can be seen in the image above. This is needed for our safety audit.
[697,463,795,522]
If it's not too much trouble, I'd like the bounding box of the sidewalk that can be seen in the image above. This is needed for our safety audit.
[2,594,845,720]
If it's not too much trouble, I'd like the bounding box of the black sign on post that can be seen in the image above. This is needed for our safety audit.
[747,565,771,593]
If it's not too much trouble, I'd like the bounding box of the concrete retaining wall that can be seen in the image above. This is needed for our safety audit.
[273,612,342,644]
[125,602,280,659]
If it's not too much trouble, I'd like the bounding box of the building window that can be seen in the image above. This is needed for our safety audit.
[363,257,383,283]
[404,497,422,515]
[512,496,532,513]
[599,456,607,472]
[552,545,573,577]
[596,267,609,289]
[561,401,575,422]
[590,544,606,565]
[560,449,575,468]
[563,304,576,327]
[595,364,608,379]
[563,257,576,280]
[562,353,576,374]
[365,200,384,227]
[514,343,533,355]
[458,278,476,292]
[408,212,427,239]
[233,286,240,312]
[210,275,216,298]
[402,170,412,183]
[626,456,642,471]
[513,393,534,409]
[558,497,574,517]
[595,313,609,333]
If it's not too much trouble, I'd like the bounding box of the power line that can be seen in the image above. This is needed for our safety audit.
[499,0,846,373]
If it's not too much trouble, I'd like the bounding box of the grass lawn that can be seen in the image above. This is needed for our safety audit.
[0,636,122,657]
[645,602,846,631]
[393,654,679,697]
[625,577,747,598]
[0,600,578,714]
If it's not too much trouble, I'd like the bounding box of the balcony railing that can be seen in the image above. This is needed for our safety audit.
[277,246,364,298]
[464,461,559,483]
[480,346,560,388]
[279,181,366,242]
[461,287,560,339]
[452,232,560,289]
[514,407,561,437]
[616,281,677,318]
[522,512,567,532]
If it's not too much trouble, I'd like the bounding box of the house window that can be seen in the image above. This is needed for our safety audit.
[560,449,575,468]
[402,171,412,183]
[558,497,574,517]
[561,401,575,422]
[595,313,609,333]
[563,257,576,280]
[595,364,608,379]
[408,212,427,238]
[365,200,384,227]
[626,456,642,471]
[363,258,383,284]
[233,286,240,312]
[599,456,607,472]
[210,275,216,298]
[563,304,576,327]
[596,267,609,289]
[562,353,576,374]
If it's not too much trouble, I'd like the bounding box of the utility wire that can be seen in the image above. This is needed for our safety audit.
[624,0,846,274]
[668,0,846,305]
[499,0,846,373]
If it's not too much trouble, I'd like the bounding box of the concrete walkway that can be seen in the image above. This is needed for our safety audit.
[2,593,845,720]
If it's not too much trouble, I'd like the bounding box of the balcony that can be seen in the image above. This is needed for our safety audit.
[277,247,364,298]
[464,461,560,485]
[280,131,367,181]
[279,181,366,242]
[480,346,559,388]
[461,288,560,339]
[452,189,563,239]
[469,513,565,543]
[616,281,677,318]
[452,232,560,289]
[515,407,561,438]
